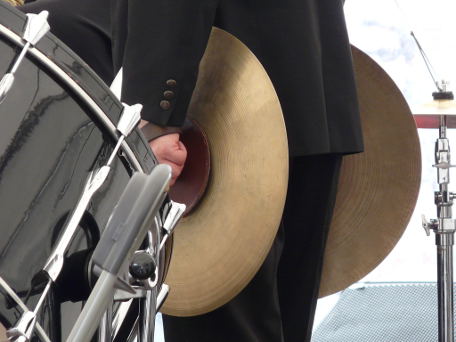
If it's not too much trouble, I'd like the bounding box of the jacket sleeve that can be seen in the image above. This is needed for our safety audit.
[115,0,219,126]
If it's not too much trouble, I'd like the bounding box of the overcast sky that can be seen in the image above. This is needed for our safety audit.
[345,0,456,108]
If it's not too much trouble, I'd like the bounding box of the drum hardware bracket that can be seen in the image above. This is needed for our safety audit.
[0,11,49,104]
[67,167,171,342]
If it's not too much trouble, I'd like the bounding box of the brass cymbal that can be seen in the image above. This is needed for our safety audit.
[319,46,421,297]
[161,28,289,316]
[3,0,23,6]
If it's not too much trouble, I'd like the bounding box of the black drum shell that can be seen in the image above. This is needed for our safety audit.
[0,2,159,340]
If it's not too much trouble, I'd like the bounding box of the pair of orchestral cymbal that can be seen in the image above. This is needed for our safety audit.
[161,28,421,316]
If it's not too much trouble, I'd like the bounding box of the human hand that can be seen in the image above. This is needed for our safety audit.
[148,133,187,186]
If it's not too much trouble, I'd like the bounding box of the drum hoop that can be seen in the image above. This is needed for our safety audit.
[0,23,144,173]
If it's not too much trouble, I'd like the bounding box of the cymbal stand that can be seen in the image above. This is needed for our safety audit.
[423,114,456,342]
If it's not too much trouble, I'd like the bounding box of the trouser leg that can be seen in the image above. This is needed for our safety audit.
[278,154,342,342]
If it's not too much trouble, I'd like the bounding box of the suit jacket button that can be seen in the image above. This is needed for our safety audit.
[166,79,177,87]
[163,90,175,99]
[160,100,171,110]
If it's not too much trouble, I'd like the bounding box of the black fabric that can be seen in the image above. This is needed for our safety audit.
[19,0,114,85]
[111,0,364,157]
[163,154,343,342]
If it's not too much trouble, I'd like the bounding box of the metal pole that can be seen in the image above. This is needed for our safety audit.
[437,116,454,342]
[436,230,454,342]
[424,115,455,342]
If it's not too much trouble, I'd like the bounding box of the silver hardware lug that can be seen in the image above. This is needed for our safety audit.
[163,200,186,235]
[117,103,142,137]
[23,11,50,45]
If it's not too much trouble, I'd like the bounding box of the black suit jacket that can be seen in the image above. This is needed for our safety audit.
[113,0,363,157]
[20,0,113,85]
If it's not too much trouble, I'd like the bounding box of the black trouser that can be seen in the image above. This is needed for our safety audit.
[163,154,343,342]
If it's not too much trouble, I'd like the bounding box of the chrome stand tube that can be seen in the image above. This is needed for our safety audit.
[437,230,454,342]
[423,115,456,342]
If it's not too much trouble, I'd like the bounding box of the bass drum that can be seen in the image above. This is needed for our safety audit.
[0,3,169,341]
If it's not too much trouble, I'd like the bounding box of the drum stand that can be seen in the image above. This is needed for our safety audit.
[423,114,456,342]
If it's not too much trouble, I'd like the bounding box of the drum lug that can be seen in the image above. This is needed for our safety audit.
[118,103,142,137]
[162,200,186,235]
[23,11,50,46]
[106,103,142,167]
[159,200,186,251]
